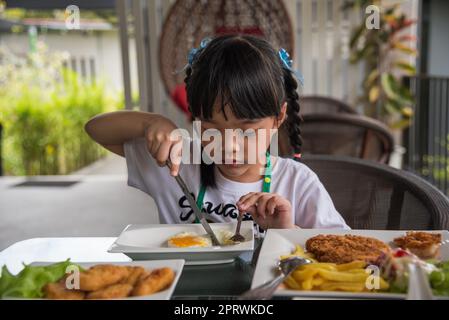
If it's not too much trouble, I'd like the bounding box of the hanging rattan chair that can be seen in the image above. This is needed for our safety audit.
[159,0,294,115]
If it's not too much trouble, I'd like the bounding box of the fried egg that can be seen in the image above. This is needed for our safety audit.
[167,229,240,248]
[216,229,237,245]
[167,232,212,248]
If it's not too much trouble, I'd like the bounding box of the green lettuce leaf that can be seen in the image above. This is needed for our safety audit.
[0,260,80,299]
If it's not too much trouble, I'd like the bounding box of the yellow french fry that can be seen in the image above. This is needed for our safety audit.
[311,277,325,287]
[317,269,369,282]
[293,245,305,255]
[301,276,314,291]
[379,278,390,290]
[292,268,319,281]
[345,269,368,274]
[336,261,366,271]
[367,277,390,291]
[302,263,335,271]
[284,275,302,290]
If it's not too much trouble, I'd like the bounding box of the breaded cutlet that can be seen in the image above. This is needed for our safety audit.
[305,234,391,264]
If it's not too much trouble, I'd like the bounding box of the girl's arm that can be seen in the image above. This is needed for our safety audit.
[85,111,180,175]
[84,111,161,156]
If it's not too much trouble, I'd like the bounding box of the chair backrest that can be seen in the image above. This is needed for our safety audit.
[301,155,449,230]
[300,95,357,115]
[300,113,395,163]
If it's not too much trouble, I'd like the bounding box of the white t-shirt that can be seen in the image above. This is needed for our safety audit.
[124,137,349,230]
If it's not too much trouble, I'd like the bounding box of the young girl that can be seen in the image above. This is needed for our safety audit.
[85,35,349,231]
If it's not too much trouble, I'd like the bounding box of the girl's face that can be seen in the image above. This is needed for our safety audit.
[197,102,286,182]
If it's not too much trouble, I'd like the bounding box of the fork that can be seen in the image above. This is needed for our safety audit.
[229,213,245,243]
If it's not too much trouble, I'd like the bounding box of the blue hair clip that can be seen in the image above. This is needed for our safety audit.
[279,48,304,86]
[187,37,212,66]
[174,37,212,75]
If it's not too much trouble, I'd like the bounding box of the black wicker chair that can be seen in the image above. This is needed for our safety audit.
[301,155,449,230]
[300,113,395,164]
[300,95,357,115]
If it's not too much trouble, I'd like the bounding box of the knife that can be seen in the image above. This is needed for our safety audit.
[166,160,221,246]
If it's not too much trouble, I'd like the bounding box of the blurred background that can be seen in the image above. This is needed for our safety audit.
[1,0,448,249]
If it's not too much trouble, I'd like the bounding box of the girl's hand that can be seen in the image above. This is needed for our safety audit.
[236,192,295,229]
[145,115,182,176]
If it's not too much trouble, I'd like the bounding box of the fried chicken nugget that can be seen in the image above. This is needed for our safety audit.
[86,284,133,300]
[79,264,130,291]
[132,267,175,297]
[121,266,145,286]
[43,281,85,300]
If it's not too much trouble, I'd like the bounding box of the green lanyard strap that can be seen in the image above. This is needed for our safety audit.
[262,152,272,193]
[194,184,207,223]
[194,152,272,223]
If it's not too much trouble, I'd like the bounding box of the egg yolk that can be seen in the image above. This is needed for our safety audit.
[169,236,206,248]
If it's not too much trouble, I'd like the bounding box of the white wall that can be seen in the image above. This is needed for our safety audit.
[0,30,139,94]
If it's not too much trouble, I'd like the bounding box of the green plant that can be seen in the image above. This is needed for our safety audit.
[0,42,122,175]
[419,134,449,195]
[343,0,417,128]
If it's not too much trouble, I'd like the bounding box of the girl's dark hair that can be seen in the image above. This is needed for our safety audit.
[184,35,302,188]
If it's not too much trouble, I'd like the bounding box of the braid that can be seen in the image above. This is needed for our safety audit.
[282,68,303,160]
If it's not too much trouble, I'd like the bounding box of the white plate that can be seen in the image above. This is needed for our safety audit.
[16,260,185,300]
[252,229,449,299]
[108,222,254,265]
